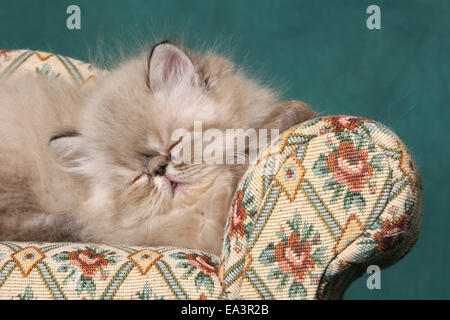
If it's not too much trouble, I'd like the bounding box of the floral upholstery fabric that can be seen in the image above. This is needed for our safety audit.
[0,51,423,299]
[220,115,422,299]
[0,49,104,84]
[0,242,221,300]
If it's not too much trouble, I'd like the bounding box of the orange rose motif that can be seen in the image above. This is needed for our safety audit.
[275,234,315,282]
[186,254,218,276]
[373,215,410,251]
[68,249,108,278]
[228,190,248,239]
[327,141,373,192]
[326,116,371,132]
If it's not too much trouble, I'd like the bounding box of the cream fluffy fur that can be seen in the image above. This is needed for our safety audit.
[0,42,315,255]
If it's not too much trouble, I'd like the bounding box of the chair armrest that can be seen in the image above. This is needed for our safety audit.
[220,116,423,299]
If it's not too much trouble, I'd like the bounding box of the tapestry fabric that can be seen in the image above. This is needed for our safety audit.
[0,49,102,84]
[220,115,422,299]
[0,242,223,300]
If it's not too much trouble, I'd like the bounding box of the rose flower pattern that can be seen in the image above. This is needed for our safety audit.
[274,234,315,283]
[185,253,218,276]
[327,141,373,192]
[228,190,248,239]
[313,120,383,213]
[258,211,326,299]
[68,249,108,278]
[325,116,372,133]
[170,251,220,295]
[373,214,410,252]
[52,246,118,297]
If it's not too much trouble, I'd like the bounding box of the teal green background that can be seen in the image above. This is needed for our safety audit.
[0,0,448,299]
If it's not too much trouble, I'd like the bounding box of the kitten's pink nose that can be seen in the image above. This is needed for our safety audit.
[148,155,169,176]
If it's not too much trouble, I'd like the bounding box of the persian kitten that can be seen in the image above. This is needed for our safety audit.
[0,41,315,255]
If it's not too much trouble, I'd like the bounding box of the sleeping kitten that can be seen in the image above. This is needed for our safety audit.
[0,41,315,255]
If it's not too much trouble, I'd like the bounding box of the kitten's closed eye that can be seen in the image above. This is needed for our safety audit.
[140,152,159,163]
[139,136,182,164]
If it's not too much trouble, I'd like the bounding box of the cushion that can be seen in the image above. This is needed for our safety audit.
[0,242,222,300]
[0,49,101,83]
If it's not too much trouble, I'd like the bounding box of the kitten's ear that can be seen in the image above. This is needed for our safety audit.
[49,133,86,168]
[148,41,199,94]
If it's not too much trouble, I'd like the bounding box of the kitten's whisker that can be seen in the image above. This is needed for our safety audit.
[130,172,146,185]
[223,152,249,165]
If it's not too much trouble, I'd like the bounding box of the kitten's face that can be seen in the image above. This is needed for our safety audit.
[53,41,315,228]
